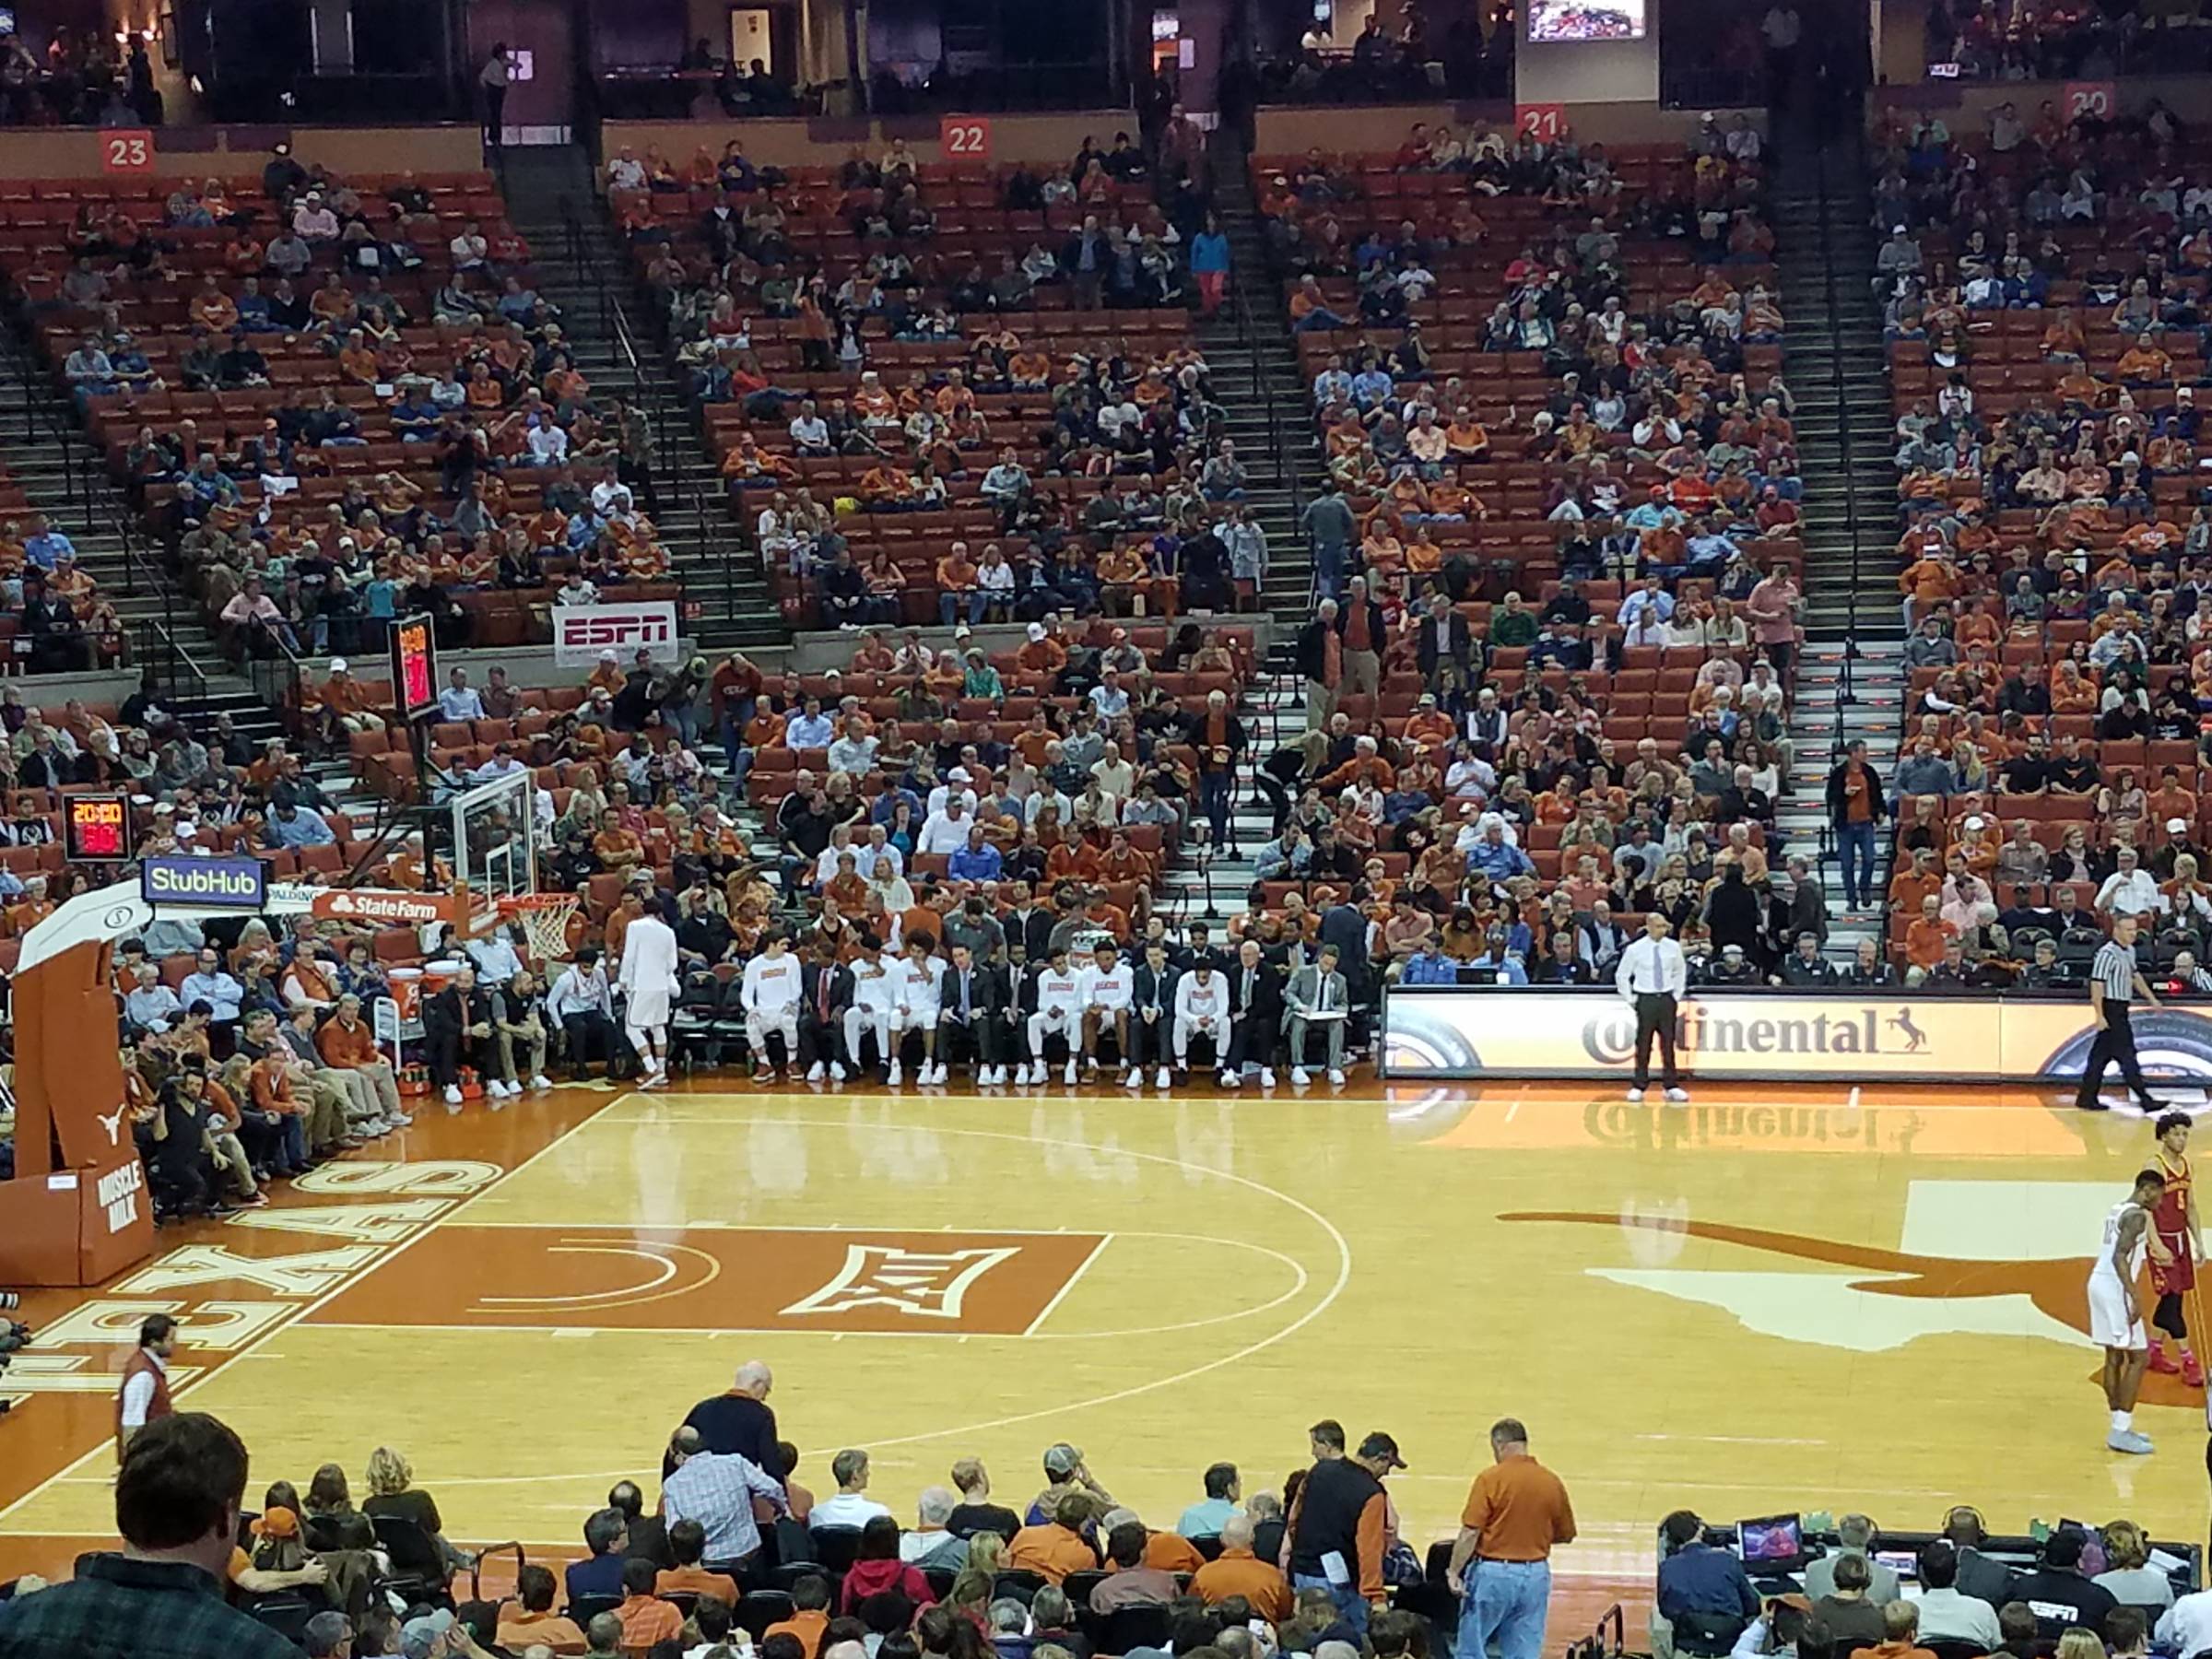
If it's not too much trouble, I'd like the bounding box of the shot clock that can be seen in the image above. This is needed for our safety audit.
[389,612,439,722]
[63,794,134,863]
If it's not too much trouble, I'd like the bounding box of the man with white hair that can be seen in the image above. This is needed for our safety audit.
[2098,845,2162,922]
[679,1359,781,1475]
[617,891,680,1088]
[900,1486,971,1569]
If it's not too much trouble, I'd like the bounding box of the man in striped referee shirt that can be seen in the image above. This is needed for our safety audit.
[2077,914,2171,1112]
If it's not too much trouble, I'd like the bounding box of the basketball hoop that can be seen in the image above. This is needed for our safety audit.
[497,892,587,967]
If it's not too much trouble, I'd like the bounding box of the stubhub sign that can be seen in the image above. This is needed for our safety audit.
[141,854,267,910]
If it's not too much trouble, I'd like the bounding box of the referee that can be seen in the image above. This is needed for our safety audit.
[2078,913,2170,1112]
[1615,912,1689,1104]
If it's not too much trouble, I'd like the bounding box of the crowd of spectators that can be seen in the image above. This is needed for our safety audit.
[1,152,671,667]
[0,25,162,128]
[1237,126,1826,987]
[599,131,1253,632]
[1921,0,2212,81]
[1872,97,2212,982]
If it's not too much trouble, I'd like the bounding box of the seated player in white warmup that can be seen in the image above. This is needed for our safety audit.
[1021,944,1085,1086]
[740,930,802,1082]
[1173,955,1232,1084]
[1077,940,1137,1087]
[844,938,902,1084]
[895,933,947,1085]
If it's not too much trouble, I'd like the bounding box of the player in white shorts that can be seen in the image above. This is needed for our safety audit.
[1022,945,1085,1086]
[739,930,803,1081]
[894,932,947,1085]
[1077,941,1137,1087]
[2089,1167,2167,1454]
[843,939,902,1083]
[1172,957,1232,1082]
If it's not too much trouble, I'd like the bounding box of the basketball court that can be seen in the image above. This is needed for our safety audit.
[3,1077,2204,1613]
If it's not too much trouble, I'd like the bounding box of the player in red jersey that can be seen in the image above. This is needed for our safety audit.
[2147,1112,2206,1387]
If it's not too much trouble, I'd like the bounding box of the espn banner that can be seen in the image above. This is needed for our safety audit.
[552,601,679,667]
[1382,988,2212,1083]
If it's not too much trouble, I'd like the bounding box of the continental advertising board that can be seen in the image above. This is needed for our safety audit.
[1382,988,2206,1083]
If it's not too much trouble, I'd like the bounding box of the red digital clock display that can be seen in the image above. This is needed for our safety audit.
[65,794,134,862]
[389,613,439,721]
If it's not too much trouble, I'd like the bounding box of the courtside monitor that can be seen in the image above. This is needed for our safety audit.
[1736,1515,1805,1571]
[390,612,439,722]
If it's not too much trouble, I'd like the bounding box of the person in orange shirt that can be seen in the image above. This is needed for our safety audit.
[936,543,981,626]
[1017,623,1068,677]
[655,1516,743,1606]
[497,1565,588,1655]
[594,810,645,871]
[1903,893,1957,974]
[1007,1493,1103,1583]
[2117,334,2173,383]
[1093,830,1154,889]
[615,1558,684,1651]
[1888,848,1943,920]
[1898,551,1960,624]
[765,1576,833,1657]
[1189,1513,1290,1621]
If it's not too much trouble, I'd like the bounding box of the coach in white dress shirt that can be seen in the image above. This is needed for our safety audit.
[1614,912,1689,1103]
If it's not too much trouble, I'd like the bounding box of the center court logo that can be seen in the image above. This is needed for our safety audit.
[1581,1005,1923,1065]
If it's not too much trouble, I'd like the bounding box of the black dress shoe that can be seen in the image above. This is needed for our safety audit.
[2077,1097,2111,1112]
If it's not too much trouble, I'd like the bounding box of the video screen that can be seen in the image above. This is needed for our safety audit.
[1737,1517,1803,1563]
[1528,0,1647,41]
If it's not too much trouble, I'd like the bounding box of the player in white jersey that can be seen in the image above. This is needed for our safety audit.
[894,933,947,1085]
[843,939,902,1083]
[1077,941,1136,1086]
[1172,959,1232,1080]
[2090,1168,2167,1454]
[739,930,803,1081]
[1021,945,1086,1085]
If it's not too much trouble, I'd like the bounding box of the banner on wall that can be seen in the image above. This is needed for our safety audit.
[1381,988,2212,1083]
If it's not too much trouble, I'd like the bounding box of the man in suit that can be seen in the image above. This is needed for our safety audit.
[1286,943,1351,1085]
[1130,939,1181,1089]
[938,942,1010,1083]
[1004,882,1057,964]
[1317,897,1374,1043]
[610,1479,675,1570]
[797,937,853,1081]
[1414,593,1475,700]
[1223,937,1284,1088]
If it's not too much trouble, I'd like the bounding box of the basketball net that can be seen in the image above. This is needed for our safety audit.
[497,892,583,967]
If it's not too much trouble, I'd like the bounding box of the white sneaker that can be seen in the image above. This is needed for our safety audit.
[530,1075,552,1091]
[1259,1067,1276,1088]
[1625,1087,1645,1102]
[387,1110,414,1126]
[979,1065,998,1085]
[1156,1066,1171,1088]
[1326,1067,1346,1085]
[1063,1058,1077,1084]
[1085,1056,1100,1072]
[1014,1063,1033,1085]
[1665,1087,1689,1103]
[887,1061,902,1086]
[1219,1070,1240,1088]
[1291,1066,1312,1086]
[2109,1427,2156,1454]
[930,1063,948,1085]
[830,1062,847,1082]
[806,1062,827,1082]
[443,1085,463,1110]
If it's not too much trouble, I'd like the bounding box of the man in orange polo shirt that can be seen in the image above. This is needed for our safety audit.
[1190,1512,1289,1621]
[1446,1418,1576,1659]
[1007,1492,1102,1584]
[615,1557,684,1651]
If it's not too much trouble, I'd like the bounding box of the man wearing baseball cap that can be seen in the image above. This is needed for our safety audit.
[1285,1420,1399,1635]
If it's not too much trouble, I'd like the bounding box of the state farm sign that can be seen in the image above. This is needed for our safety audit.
[310,889,455,925]
[553,602,679,668]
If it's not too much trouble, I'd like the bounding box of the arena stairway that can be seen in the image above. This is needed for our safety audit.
[0,318,288,746]
[1771,112,1903,953]
[496,147,789,653]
